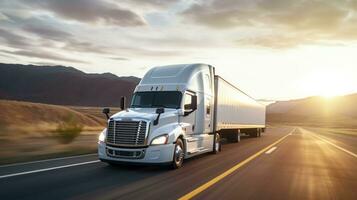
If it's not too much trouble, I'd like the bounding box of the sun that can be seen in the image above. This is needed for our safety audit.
[319,84,339,98]
[320,93,338,101]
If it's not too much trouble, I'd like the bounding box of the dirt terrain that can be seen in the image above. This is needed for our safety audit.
[0,100,111,164]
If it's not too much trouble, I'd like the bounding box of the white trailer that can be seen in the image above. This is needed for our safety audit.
[98,64,266,169]
[214,77,266,142]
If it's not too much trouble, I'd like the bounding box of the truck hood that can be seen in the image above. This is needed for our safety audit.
[110,108,179,122]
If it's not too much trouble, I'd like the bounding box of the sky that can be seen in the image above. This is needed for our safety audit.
[0,0,357,101]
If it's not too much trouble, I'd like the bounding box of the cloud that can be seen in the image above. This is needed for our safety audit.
[128,0,178,8]
[119,46,184,57]
[62,39,110,54]
[1,49,87,63]
[109,57,130,61]
[1,19,179,61]
[0,52,16,59]
[182,0,357,47]
[22,24,73,41]
[19,22,111,54]
[0,28,31,48]
[0,12,9,21]
[183,2,255,28]
[183,0,353,29]
[236,34,315,49]
[21,0,145,26]
[0,20,110,55]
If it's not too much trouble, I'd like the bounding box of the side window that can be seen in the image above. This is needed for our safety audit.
[184,93,193,110]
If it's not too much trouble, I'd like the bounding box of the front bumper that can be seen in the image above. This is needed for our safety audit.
[98,142,175,164]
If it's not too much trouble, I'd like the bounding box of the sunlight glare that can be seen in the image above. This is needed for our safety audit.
[299,69,351,98]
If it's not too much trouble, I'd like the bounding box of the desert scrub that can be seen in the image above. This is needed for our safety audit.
[54,114,83,144]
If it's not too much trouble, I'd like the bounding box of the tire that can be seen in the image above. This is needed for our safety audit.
[250,129,258,138]
[232,129,241,143]
[212,133,221,154]
[225,130,240,143]
[258,128,262,137]
[171,138,185,169]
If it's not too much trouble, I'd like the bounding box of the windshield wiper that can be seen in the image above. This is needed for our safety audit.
[152,105,169,108]
[131,105,146,108]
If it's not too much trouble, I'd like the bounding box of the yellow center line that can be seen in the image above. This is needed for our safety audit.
[301,128,357,158]
[178,128,296,200]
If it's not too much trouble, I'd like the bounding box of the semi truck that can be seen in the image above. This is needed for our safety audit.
[98,64,266,169]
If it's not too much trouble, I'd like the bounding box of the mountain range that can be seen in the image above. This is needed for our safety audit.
[0,63,140,107]
[267,94,357,127]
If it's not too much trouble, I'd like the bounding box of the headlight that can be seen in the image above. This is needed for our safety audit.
[151,134,168,145]
[99,129,107,142]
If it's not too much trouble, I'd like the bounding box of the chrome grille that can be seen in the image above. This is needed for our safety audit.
[106,120,148,146]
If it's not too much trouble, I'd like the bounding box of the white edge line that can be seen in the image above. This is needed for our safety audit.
[265,146,277,154]
[0,153,97,168]
[303,128,357,158]
[0,160,100,179]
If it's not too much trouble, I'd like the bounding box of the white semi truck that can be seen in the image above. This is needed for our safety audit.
[98,64,265,168]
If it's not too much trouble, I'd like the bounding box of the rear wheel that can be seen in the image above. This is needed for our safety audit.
[225,129,241,143]
[233,129,241,143]
[250,129,258,138]
[171,138,184,169]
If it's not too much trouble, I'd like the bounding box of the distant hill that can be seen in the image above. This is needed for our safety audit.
[0,100,104,133]
[0,63,140,107]
[267,94,357,127]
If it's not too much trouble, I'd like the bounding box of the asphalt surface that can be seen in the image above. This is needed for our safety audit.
[0,126,356,200]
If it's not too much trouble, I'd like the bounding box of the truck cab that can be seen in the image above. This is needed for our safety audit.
[98,64,216,168]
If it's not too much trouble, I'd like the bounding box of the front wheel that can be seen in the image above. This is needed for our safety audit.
[171,138,184,169]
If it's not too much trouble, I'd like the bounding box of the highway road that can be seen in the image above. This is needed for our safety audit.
[0,127,356,200]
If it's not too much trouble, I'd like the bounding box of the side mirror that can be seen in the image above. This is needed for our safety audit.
[154,107,165,125]
[102,108,110,119]
[156,107,165,114]
[184,110,191,116]
[120,96,126,110]
[184,95,197,116]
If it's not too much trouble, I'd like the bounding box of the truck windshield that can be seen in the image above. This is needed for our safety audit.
[131,91,182,109]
